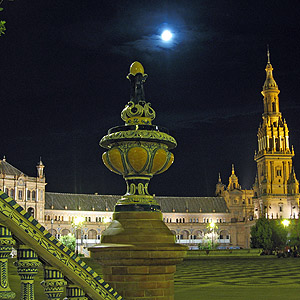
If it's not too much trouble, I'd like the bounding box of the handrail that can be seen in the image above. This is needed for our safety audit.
[0,191,122,300]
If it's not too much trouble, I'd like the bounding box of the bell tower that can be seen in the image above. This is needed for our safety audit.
[254,50,299,219]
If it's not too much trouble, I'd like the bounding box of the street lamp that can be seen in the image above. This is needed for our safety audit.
[209,221,216,249]
[72,216,85,256]
[282,219,290,227]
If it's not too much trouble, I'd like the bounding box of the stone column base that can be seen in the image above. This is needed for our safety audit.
[89,211,187,300]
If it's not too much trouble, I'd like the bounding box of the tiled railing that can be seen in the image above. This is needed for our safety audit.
[0,191,122,300]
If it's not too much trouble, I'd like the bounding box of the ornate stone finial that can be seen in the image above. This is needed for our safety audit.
[232,164,235,174]
[101,61,177,212]
[37,158,45,178]
[2,155,6,162]
[121,61,156,125]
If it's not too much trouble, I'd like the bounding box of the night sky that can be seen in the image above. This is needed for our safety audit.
[1,1,300,197]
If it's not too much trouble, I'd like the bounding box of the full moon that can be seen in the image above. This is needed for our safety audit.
[161,30,173,41]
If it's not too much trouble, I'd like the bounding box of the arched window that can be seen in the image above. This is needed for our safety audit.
[27,190,31,200]
[32,190,36,200]
[10,189,14,198]
[180,230,189,240]
[61,229,70,236]
[88,229,97,239]
[18,190,23,200]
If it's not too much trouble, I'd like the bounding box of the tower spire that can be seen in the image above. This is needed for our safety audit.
[262,48,278,93]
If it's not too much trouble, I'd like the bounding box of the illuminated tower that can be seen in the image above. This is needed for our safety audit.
[254,51,299,219]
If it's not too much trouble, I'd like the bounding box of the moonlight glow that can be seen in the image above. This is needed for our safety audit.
[161,30,173,41]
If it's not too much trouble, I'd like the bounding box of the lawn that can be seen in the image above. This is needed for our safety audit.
[6,255,300,299]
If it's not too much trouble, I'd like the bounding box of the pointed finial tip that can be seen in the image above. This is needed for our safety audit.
[267,45,270,64]
[232,164,235,174]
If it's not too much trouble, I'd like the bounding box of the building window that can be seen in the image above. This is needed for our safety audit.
[279,206,283,212]
[32,190,36,200]
[18,190,23,200]
[10,189,14,198]
[277,169,282,176]
[27,190,31,200]
[4,188,8,194]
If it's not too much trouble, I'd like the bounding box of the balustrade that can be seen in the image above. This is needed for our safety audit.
[0,190,122,300]
[0,224,15,299]
[0,224,113,300]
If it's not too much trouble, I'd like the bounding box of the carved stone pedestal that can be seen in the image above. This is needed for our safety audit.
[89,212,187,300]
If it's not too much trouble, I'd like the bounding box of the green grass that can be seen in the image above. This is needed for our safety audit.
[7,255,300,300]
